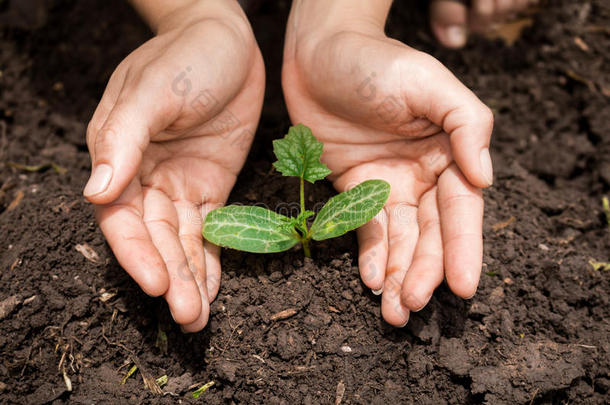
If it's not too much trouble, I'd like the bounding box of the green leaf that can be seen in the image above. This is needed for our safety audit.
[203,205,300,253]
[310,180,390,241]
[272,123,332,183]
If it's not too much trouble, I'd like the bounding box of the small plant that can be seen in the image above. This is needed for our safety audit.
[202,124,390,257]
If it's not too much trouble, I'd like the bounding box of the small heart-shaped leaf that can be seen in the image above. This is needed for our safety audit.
[272,123,331,183]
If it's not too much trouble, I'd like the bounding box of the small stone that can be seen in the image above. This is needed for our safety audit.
[538,243,550,251]
[340,345,352,353]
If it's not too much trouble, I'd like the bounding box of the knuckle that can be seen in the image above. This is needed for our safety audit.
[438,192,481,210]
[139,62,167,85]
[407,51,443,80]
[480,104,495,132]
[180,233,203,247]
[145,217,179,234]
[419,217,440,232]
[93,127,119,157]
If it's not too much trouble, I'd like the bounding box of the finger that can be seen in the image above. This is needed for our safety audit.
[413,53,494,189]
[201,202,223,301]
[175,200,210,333]
[381,203,419,327]
[84,65,181,204]
[142,188,202,325]
[430,0,469,48]
[401,187,444,311]
[438,164,483,299]
[357,209,389,293]
[204,241,222,301]
[95,179,169,297]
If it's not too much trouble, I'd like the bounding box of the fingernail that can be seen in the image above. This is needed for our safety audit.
[465,292,477,300]
[397,320,409,328]
[446,25,467,48]
[372,288,383,296]
[479,148,493,186]
[83,163,113,197]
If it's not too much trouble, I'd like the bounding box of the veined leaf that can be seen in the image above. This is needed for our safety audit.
[310,180,390,241]
[272,123,331,183]
[203,206,300,253]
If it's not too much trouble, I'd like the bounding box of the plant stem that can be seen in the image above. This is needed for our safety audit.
[302,238,311,258]
[299,176,311,257]
[300,177,305,216]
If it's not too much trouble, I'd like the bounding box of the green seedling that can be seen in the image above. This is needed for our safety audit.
[202,124,390,257]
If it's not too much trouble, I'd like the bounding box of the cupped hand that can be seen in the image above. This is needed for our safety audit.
[84,1,264,332]
[283,24,493,326]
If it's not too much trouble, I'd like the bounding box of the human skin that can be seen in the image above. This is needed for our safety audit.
[430,0,538,48]
[83,0,264,332]
[283,0,494,326]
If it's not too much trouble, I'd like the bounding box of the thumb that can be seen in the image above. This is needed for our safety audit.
[417,56,495,188]
[84,85,176,204]
[443,91,494,189]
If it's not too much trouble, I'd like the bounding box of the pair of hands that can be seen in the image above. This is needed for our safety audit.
[84,0,493,331]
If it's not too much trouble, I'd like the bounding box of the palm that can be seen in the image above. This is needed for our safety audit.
[283,30,485,326]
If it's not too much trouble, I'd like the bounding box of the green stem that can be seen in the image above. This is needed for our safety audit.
[299,176,311,257]
[302,238,311,258]
[300,177,305,217]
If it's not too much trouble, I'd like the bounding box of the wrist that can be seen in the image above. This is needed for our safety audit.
[286,0,391,43]
[285,0,391,64]
[130,0,250,37]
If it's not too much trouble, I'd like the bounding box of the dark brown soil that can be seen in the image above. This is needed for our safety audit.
[1,1,609,404]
